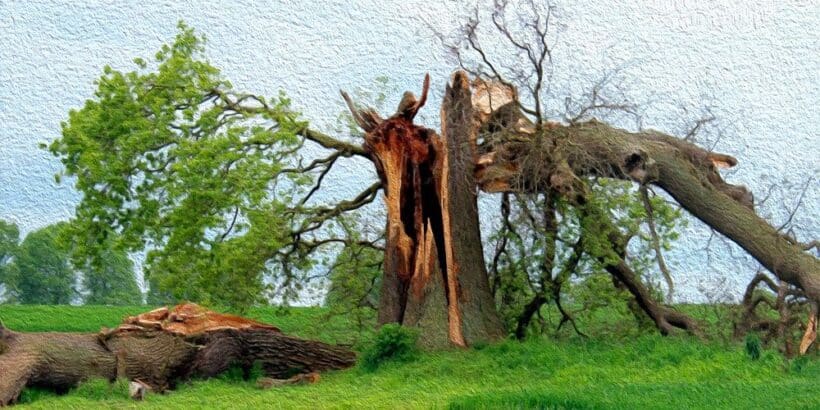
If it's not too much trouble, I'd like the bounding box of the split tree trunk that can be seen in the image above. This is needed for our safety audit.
[0,304,355,406]
[343,74,505,348]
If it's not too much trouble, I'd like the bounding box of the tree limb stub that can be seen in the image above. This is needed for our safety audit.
[0,303,355,406]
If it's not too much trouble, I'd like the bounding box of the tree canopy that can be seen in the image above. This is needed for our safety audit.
[0,220,141,306]
[81,248,142,306]
[0,221,20,302]
[11,223,75,305]
[50,23,366,311]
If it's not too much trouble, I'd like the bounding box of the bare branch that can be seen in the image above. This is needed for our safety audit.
[340,91,383,132]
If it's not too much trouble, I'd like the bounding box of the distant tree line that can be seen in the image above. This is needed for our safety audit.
[0,220,142,305]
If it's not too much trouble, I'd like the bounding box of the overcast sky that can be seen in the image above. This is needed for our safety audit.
[1,0,817,302]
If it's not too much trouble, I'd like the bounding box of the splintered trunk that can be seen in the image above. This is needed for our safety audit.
[343,74,504,348]
[0,304,355,406]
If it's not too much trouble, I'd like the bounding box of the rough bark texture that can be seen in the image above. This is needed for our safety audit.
[603,254,700,335]
[344,73,504,348]
[0,304,355,406]
[439,73,506,345]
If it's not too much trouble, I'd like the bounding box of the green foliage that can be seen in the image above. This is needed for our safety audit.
[0,220,18,268]
[325,217,381,336]
[566,272,651,335]
[448,391,592,409]
[581,179,684,279]
[10,223,76,304]
[0,220,20,302]
[49,22,312,311]
[361,324,419,371]
[0,220,140,306]
[81,248,142,306]
[16,387,58,405]
[745,333,761,360]
[488,177,686,339]
[789,355,810,374]
[218,361,264,383]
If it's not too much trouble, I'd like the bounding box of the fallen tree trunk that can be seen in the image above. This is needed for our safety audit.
[0,304,355,406]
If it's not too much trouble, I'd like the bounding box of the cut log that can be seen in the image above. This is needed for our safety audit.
[0,303,355,406]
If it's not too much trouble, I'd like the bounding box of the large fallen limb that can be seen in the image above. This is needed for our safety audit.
[0,304,355,406]
[475,87,820,310]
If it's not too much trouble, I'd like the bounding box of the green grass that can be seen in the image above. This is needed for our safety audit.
[1,305,817,409]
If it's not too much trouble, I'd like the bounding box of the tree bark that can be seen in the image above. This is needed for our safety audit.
[0,304,355,406]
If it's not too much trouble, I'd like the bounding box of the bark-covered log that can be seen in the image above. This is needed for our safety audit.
[0,304,355,406]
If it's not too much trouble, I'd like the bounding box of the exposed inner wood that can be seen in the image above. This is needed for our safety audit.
[438,116,466,347]
[363,109,463,345]
[344,71,816,347]
[799,307,817,355]
[345,73,504,347]
[105,303,280,337]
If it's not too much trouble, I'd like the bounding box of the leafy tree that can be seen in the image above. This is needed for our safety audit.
[11,223,75,304]
[487,178,684,339]
[325,216,383,332]
[49,23,369,311]
[81,248,142,305]
[49,12,819,346]
[0,220,20,302]
[0,219,141,305]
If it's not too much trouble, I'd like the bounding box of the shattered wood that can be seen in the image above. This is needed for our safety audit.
[343,72,505,348]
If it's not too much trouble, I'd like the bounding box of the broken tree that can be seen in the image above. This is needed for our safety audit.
[0,303,355,406]
[341,71,819,345]
[342,74,505,348]
[48,23,817,351]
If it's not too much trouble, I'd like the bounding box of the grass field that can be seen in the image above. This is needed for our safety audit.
[1,305,817,409]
